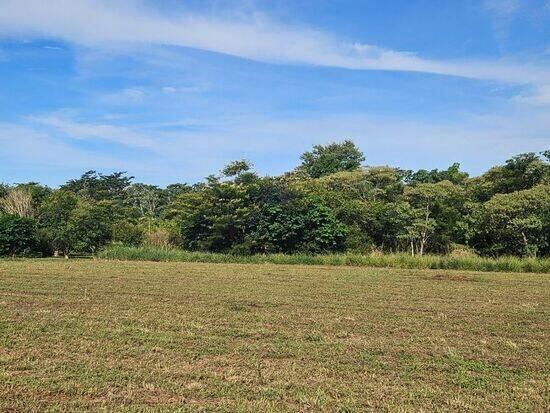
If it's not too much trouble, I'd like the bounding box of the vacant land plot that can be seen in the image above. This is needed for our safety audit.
[0,260,548,412]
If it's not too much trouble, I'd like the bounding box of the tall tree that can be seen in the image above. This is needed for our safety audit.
[403,181,463,255]
[62,170,133,203]
[299,140,365,178]
[38,190,78,256]
[125,184,162,218]
[66,201,116,254]
[472,152,549,200]
[477,185,550,257]
[406,163,469,185]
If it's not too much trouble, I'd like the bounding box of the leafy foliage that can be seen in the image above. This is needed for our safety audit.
[299,140,365,178]
[61,170,133,203]
[1,142,549,258]
[0,214,38,256]
[475,185,550,257]
[248,196,347,253]
[66,201,116,254]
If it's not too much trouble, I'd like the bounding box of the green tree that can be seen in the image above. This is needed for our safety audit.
[125,183,162,218]
[61,170,133,203]
[0,184,9,198]
[403,181,463,255]
[175,175,256,252]
[299,140,365,178]
[160,183,191,214]
[296,167,407,252]
[477,185,550,257]
[112,221,144,247]
[248,196,347,254]
[14,182,52,205]
[406,163,469,185]
[66,201,116,254]
[472,152,549,200]
[0,214,39,256]
[38,190,78,256]
[222,160,252,177]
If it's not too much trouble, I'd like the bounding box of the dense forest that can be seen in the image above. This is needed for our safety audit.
[1,141,549,258]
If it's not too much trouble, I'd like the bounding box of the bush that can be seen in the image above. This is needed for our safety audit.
[112,222,143,247]
[66,201,115,254]
[141,219,180,249]
[448,243,479,258]
[143,228,174,249]
[249,197,347,254]
[0,214,39,256]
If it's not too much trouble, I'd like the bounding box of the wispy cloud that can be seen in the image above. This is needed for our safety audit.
[0,0,548,96]
[4,103,549,185]
[98,87,146,106]
[27,114,154,148]
[148,108,550,179]
[513,84,550,106]
[162,85,207,94]
[481,0,523,42]
[0,123,130,172]
[482,0,522,16]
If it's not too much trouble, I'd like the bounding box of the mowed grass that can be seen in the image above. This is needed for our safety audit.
[0,260,548,412]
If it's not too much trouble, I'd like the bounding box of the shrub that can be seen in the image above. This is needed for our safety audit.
[143,229,174,249]
[141,219,180,249]
[112,222,143,247]
[66,201,116,254]
[0,214,39,256]
[448,243,479,258]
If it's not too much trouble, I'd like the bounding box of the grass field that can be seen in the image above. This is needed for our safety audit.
[1,260,549,412]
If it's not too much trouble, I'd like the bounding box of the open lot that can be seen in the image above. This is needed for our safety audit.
[0,260,548,412]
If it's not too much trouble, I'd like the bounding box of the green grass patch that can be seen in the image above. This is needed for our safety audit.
[98,245,550,273]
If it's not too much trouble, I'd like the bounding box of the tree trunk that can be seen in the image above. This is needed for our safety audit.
[419,203,430,256]
[521,231,535,257]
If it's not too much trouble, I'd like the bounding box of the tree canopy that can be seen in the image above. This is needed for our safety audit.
[299,140,365,178]
[1,142,548,258]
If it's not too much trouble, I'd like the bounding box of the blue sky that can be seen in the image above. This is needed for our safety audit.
[0,0,549,186]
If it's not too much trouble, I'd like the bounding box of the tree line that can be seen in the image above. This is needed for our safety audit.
[1,141,549,258]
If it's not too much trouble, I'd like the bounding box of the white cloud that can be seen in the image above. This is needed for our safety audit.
[482,0,522,16]
[43,45,64,51]
[162,85,205,94]
[0,0,548,92]
[2,1,547,185]
[513,84,550,106]
[0,123,128,170]
[27,114,154,148]
[4,104,549,185]
[98,87,146,105]
[152,108,550,178]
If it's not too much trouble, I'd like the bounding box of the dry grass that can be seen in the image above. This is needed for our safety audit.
[0,260,549,412]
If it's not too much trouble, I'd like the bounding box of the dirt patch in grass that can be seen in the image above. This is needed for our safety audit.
[429,273,479,282]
